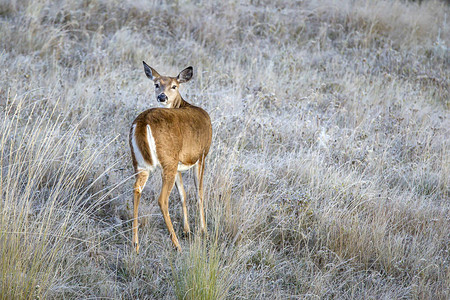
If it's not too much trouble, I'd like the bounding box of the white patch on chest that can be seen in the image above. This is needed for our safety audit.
[131,124,160,172]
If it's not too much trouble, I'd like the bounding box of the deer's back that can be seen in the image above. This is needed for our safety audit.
[132,106,212,167]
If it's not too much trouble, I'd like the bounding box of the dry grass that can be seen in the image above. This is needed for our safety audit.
[1,0,449,299]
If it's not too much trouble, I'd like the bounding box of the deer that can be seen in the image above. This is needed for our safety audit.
[129,61,212,253]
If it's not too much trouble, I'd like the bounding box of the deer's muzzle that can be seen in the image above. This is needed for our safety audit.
[157,93,168,102]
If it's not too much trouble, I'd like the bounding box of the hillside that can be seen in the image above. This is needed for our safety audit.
[0,0,449,298]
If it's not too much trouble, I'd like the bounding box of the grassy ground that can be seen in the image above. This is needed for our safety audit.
[0,0,449,299]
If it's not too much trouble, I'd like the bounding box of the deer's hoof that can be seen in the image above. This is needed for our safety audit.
[182,229,191,239]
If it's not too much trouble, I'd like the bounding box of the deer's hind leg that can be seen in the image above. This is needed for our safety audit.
[132,170,149,254]
[194,159,206,234]
[159,167,182,251]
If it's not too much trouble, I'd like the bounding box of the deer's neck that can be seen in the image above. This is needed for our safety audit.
[172,95,191,108]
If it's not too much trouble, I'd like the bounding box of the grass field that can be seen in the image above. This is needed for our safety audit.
[1,0,449,299]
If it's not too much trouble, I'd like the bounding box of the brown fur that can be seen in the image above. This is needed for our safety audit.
[132,105,211,169]
[129,63,212,253]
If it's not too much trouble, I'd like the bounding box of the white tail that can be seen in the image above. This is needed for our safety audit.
[129,61,212,253]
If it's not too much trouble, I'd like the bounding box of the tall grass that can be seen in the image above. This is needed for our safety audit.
[0,93,116,298]
[171,233,235,300]
[0,0,448,298]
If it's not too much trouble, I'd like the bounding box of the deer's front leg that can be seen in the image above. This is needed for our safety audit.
[159,168,182,251]
[132,170,149,254]
[175,171,190,236]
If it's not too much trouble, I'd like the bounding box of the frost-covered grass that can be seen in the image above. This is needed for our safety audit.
[0,0,449,298]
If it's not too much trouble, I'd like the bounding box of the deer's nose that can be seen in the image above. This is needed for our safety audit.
[157,93,168,102]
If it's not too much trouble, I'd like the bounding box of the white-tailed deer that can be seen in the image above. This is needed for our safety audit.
[129,61,212,253]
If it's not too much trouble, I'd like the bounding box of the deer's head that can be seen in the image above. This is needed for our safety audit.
[143,61,193,108]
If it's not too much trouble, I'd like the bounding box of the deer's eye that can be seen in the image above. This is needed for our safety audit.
[172,85,177,89]
[155,83,159,88]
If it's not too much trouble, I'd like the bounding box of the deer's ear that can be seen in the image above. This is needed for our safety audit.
[143,61,160,80]
[177,66,193,83]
